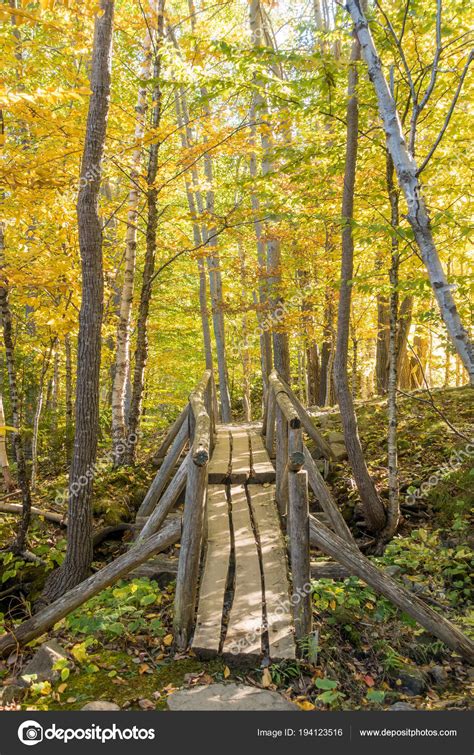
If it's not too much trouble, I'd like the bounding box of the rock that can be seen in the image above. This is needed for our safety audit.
[328,431,345,444]
[389,702,415,711]
[20,640,68,684]
[385,565,402,577]
[395,665,427,696]
[167,683,298,711]
[329,443,347,461]
[81,701,120,711]
[0,684,27,704]
[429,665,449,687]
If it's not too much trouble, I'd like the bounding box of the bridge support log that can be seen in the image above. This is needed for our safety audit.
[173,370,212,650]
[310,518,474,664]
[173,459,207,650]
[0,519,182,658]
[138,453,189,540]
[138,419,189,517]
[288,469,312,641]
[152,405,189,464]
[303,445,355,545]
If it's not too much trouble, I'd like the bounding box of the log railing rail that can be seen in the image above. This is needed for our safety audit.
[173,369,215,649]
[262,369,359,640]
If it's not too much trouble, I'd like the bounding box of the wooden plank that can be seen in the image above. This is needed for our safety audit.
[229,426,251,483]
[192,485,231,655]
[249,433,276,483]
[207,427,231,483]
[248,485,295,660]
[223,485,262,658]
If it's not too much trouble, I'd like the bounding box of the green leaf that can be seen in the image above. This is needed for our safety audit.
[367,689,385,703]
[315,677,338,690]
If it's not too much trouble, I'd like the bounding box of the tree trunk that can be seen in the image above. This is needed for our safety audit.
[333,16,386,533]
[41,0,114,602]
[319,289,334,406]
[126,0,166,465]
[0,392,15,492]
[111,6,154,465]
[64,334,73,464]
[249,94,273,394]
[0,218,32,553]
[346,0,474,385]
[380,151,400,544]
[249,0,290,382]
[375,292,390,394]
[173,89,214,374]
[31,342,54,491]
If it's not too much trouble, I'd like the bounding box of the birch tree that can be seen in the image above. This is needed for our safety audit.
[111,2,155,465]
[346,0,474,385]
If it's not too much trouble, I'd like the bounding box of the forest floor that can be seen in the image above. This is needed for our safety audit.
[0,386,472,711]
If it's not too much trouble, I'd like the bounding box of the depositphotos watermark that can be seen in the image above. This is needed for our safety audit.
[406,439,474,505]
[54,433,138,506]
[18,720,155,746]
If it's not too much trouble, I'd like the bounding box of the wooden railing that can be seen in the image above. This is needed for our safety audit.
[262,369,354,640]
[172,370,215,650]
[135,370,216,648]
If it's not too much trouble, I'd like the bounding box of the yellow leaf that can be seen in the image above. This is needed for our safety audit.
[223,666,230,679]
[261,668,272,688]
[58,683,68,694]
[163,634,173,647]
[297,700,315,711]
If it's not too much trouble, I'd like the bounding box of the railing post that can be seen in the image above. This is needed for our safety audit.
[173,370,211,650]
[173,458,207,650]
[289,468,312,642]
[275,405,288,516]
[264,387,276,455]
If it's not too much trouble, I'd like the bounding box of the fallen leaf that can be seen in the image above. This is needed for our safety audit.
[297,700,315,711]
[58,683,68,694]
[138,698,155,710]
[364,675,375,687]
[163,634,173,647]
[223,666,230,679]
[262,668,272,688]
[139,663,150,675]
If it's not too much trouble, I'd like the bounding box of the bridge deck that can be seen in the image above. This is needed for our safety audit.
[192,425,295,662]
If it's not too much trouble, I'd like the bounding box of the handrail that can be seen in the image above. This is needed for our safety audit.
[189,369,212,465]
[174,369,215,650]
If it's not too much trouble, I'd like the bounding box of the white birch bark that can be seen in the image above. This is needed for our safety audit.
[346,0,474,385]
[111,5,154,463]
[0,392,14,491]
[249,0,290,381]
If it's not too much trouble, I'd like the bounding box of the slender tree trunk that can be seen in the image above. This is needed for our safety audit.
[0,215,32,552]
[0,392,15,492]
[31,342,54,491]
[346,0,474,385]
[249,96,272,393]
[375,291,390,394]
[333,18,386,532]
[41,0,114,602]
[249,0,290,382]
[173,90,214,374]
[380,152,400,544]
[238,241,252,421]
[111,6,154,465]
[126,0,166,465]
[64,334,73,464]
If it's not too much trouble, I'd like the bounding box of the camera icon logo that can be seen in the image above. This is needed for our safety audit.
[18,720,44,746]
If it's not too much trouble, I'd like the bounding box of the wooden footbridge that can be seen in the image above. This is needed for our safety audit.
[134,369,352,662]
[1,371,473,664]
